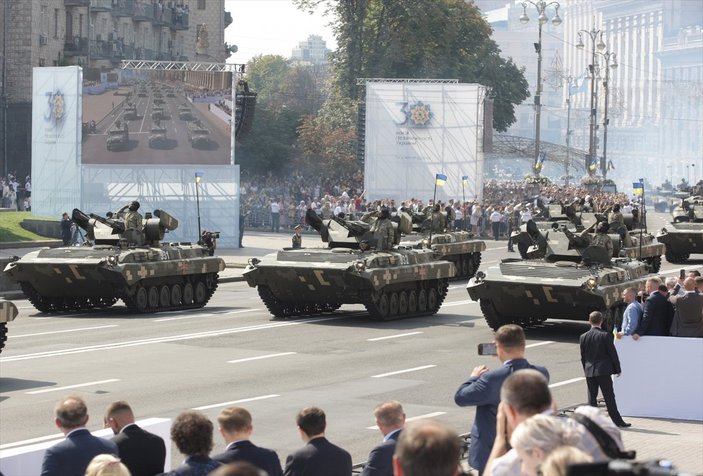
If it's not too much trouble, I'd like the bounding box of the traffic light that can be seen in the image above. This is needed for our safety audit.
[234,80,257,141]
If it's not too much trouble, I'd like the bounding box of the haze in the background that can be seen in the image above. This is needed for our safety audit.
[224,0,337,63]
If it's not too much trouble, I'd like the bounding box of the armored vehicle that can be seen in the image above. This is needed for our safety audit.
[244,210,456,321]
[148,124,168,148]
[4,206,224,314]
[656,196,703,263]
[188,121,210,148]
[106,124,129,151]
[137,90,148,97]
[151,107,165,121]
[468,227,651,330]
[178,105,193,121]
[166,90,176,97]
[0,300,18,354]
[123,103,138,121]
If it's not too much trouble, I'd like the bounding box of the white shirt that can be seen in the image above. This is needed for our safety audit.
[270,202,280,213]
[490,211,503,223]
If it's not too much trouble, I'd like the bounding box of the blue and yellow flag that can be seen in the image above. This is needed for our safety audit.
[195,172,204,184]
[588,158,598,171]
[632,182,644,196]
[462,175,469,185]
[435,173,447,186]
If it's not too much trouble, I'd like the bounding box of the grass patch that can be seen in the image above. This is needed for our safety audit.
[0,212,56,242]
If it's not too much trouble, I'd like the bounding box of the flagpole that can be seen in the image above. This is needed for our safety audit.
[429,179,438,246]
[639,178,645,259]
[462,179,466,232]
[195,172,203,243]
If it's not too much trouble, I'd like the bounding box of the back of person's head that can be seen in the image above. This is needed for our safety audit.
[296,407,326,437]
[588,311,604,326]
[664,277,677,289]
[613,204,621,212]
[209,461,265,476]
[104,400,133,422]
[373,400,405,429]
[218,407,252,433]
[495,324,526,352]
[393,420,460,476]
[690,270,702,278]
[171,410,214,457]
[84,454,131,476]
[500,369,552,416]
[540,446,593,476]
[55,395,88,429]
[510,414,579,456]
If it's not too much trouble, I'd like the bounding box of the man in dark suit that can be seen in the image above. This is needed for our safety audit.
[454,324,549,475]
[669,277,703,337]
[41,395,119,476]
[360,400,405,476]
[580,311,630,428]
[634,277,674,339]
[212,406,282,476]
[104,400,166,476]
[283,406,352,476]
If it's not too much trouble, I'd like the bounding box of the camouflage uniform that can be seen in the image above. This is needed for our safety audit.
[430,211,446,232]
[292,233,302,248]
[124,210,143,230]
[372,218,395,251]
[591,232,614,258]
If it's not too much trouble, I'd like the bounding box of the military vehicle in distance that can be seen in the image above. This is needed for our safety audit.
[188,120,210,148]
[123,102,138,120]
[148,123,168,149]
[468,227,651,330]
[4,206,224,314]
[151,106,166,121]
[656,195,703,263]
[178,105,193,121]
[244,210,456,321]
[106,123,129,151]
[0,300,18,354]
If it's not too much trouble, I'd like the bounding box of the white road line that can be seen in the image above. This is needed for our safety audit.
[366,332,423,342]
[0,316,345,362]
[26,379,120,395]
[10,325,119,339]
[442,300,475,308]
[371,365,436,378]
[228,352,296,364]
[0,433,63,450]
[193,394,280,411]
[366,412,447,430]
[525,341,556,349]
[154,313,214,322]
[549,377,586,388]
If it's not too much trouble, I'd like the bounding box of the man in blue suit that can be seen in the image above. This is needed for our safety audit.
[360,400,405,476]
[633,277,674,338]
[41,395,119,476]
[212,406,282,476]
[454,324,549,475]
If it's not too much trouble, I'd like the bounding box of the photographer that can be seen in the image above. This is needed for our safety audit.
[201,230,218,256]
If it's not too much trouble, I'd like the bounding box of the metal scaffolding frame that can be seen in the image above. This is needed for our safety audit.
[120,60,245,73]
[489,134,587,174]
[356,78,459,85]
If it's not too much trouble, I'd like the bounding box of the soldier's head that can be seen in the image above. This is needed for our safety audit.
[380,207,391,220]
[613,203,621,212]
[596,221,609,234]
[128,201,140,212]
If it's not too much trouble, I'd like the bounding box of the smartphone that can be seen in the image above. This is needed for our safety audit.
[478,343,497,355]
[680,269,686,279]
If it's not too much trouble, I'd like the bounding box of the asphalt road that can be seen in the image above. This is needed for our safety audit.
[0,211,696,469]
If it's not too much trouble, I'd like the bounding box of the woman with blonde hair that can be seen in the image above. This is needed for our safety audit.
[510,414,580,476]
[85,454,131,476]
[540,446,594,476]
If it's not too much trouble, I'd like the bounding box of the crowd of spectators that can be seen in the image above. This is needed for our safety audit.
[0,172,30,211]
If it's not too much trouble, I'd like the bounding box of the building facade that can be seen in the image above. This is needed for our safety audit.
[291,34,330,65]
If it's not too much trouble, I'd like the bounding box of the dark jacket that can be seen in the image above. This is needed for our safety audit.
[637,291,674,336]
[164,455,221,476]
[670,292,703,337]
[213,440,283,476]
[359,430,401,476]
[283,437,352,476]
[580,326,621,377]
[112,424,166,476]
[41,428,119,476]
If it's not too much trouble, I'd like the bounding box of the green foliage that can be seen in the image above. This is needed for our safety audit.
[236,106,300,174]
[0,212,54,242]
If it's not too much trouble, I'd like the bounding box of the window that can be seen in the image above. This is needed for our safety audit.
[40,5,48,34]
[39,58,46,67]
[54,9,59,38]
[198,0,206,10]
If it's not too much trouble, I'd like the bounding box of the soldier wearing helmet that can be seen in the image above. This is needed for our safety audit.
[124,201,143,231]
[372,207,395,251]
[590,221,613,258]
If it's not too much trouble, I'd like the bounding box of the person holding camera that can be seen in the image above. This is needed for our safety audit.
[202,231,217,256]
[454,324,549,475]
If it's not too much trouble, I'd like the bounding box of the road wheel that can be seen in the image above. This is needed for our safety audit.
[417,289,427,312]
[377,293,390,318]
[408,290,418,314]
[183,282,194,305]
[0,323,7,355]
[389,292,399,316]
[147,286,159,309]
[646,255,662,273]
[194,281,207,304]
[159,285,170,307]
[398,291,409,315]
[467,252,482,278]
[480,298,512,330]
[170,284,182,306]
[428,288,439,313]
[135,286,148,312]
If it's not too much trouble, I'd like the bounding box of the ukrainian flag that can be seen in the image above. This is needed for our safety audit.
[435,173,447,186]
[632,182,644,196]
[588,159,598,171]
[462,175,469,185]
[195,172,204,184]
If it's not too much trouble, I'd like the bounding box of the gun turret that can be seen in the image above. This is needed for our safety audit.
[305,208,374,249]
[89,212,126,233]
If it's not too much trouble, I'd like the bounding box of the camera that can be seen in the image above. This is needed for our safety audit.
[207,231,220,239]
[478,343,497,355]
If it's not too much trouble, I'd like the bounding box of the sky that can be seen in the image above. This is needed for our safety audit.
[223,0,337,64]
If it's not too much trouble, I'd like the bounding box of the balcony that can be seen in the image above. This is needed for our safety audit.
[90,39,113,59]
[152,4,173,27]
[170,11,188,30]
[132,0,153,21]
[64,36,89,56]
[111,0,131,16]
[64,0,90,6]
[90,0,112,11]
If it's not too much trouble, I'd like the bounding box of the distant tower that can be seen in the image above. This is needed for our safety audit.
[291,35,330,64]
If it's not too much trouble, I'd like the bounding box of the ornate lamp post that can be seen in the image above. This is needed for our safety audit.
[519,1,562,176]
[597,51,617,178]
[576,27,606,176]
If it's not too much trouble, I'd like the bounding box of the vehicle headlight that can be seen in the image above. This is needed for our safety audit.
[585,277,598,290]
[475,271,486,283]
[354,260,366,272]
[421,239,431,248]
[107,255,119,267]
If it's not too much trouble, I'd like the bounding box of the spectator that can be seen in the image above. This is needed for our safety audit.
[617,288,642,337]
[633,277,673,339]
[489,208,503,240]
[580,311,630,428]
[85,454,131,476]
[270,200,281,233]
[61,212,74,246]
[509,415,580,476]
[41,395,119,476]
[283,406,351,476]
[210,462,265,476]
[454,324,549,474]
[164,410,222,476]
[360,400,405,476]
[392,420,461,476]
[540,446,594,476]
[669,277,703,337]
[104,400,166,476]
[212,407,282,476]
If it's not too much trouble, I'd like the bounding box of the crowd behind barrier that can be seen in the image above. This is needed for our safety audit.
[0,172,31,211]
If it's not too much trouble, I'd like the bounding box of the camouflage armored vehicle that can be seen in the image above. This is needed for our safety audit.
[151,106,165,121]
[0,300,18,354]
[468,228,651,330]
[656,196,703,263]
[178,105,193,121]
[123,102,138,121]
[244,210,456,321]
[106,123,129,151]
[148,123,168,149]
[166,89,176,97]
[4,206,224,314]
[188,121,210,148]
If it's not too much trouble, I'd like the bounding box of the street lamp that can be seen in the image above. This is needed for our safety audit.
[576,27,607,176]
[519,1,562,176]
[598,51,617,179]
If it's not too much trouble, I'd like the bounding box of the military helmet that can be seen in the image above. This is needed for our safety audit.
[128,201,140,211]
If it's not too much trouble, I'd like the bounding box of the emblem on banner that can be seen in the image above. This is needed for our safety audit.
[45,90,66,126]
[406,101,432,127]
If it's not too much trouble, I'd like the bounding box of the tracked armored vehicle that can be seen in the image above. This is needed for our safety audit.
[178,105,193,121]
[106,124,129,151]
[148,124,168,148]
[468,227,651,330]
[656,196,703,263]
[188,120,210,148]
[4,206,224,314]
[244,210,456,321]
[124,103,138,120]
[0,300,18,354]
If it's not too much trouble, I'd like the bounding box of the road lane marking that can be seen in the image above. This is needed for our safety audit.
[0,316,347,362]
[441,300,475,308]
[0,433,64,450]
[549,377,586,388]
[193,394,280,411]
[26,379,121,395]
[366,332,423,342]
[371,365,436,378]
[525,341,556,349]
[10,325,119,339]
[228,352,296,363]
[366,412,447,429]
[154,309,262,322]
